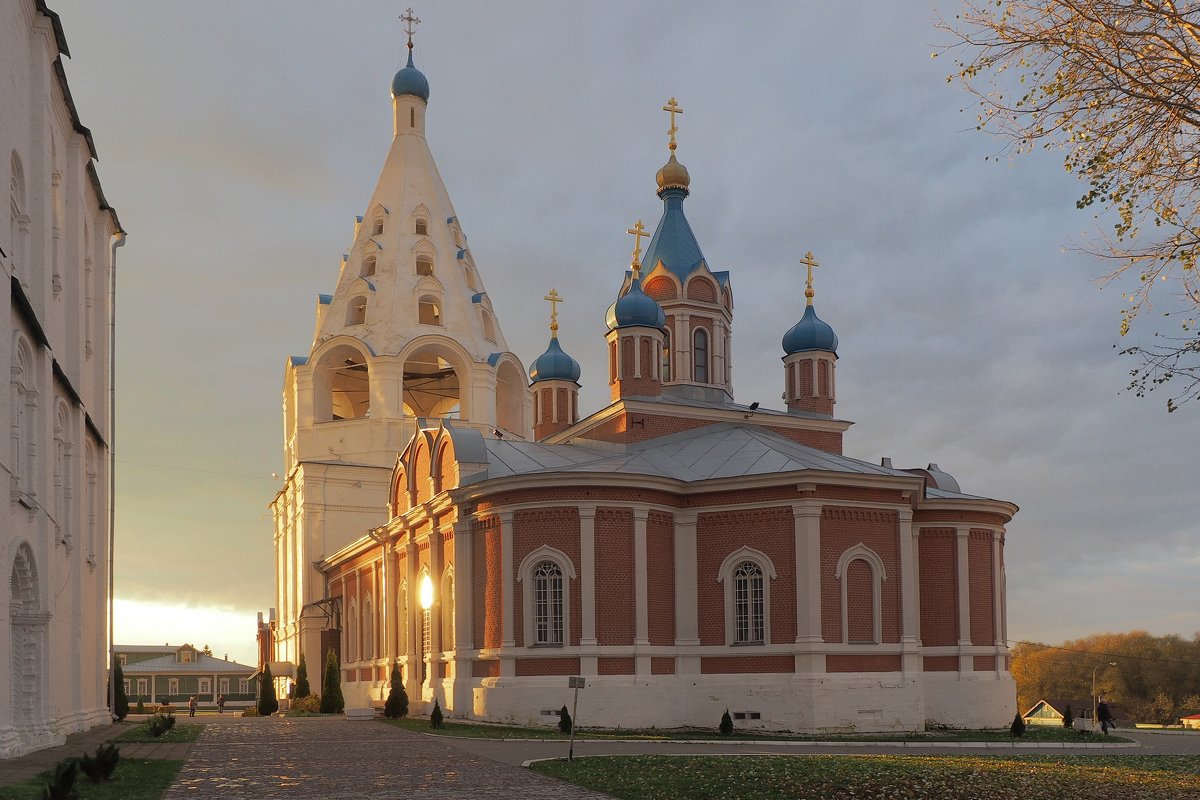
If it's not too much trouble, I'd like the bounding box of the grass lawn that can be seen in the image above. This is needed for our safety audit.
[382,717,1128,743]
[531,754,1200,800]
[111,723,203,743]
[0,759,183,800]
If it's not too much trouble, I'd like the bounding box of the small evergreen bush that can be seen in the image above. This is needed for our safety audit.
[134,697,145,715]
[320,648,344,714]
[1062,704,1074,729]
[291,694,322,713]
[1010,712,1026,738]
[258,662,279,716]
[41,759,78,800]
[295,653,310,699]
[109,661,129,721]
[558,705,572,734]
[719,708,734,736]
[384,661,408,719]
[430,699,444,729]
[78,744,120,783]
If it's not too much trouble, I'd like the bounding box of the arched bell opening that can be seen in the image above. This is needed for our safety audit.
[313,343,372,422]
[403,344,465,421]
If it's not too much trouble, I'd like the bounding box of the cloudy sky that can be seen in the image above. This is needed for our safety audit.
[49,1,1195,667]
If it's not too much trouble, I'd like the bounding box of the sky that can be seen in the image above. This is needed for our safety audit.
[47,1,1196,668]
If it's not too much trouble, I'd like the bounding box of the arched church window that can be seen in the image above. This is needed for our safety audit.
[662,329,672,381]
[347,297,367,326]
[481,309,496,343]
[418,297,441,326]
[532,561,564,646]
[397,581,409,657]
[11,336,34,492]
[346,599,358,663]
[693,328,709,383]
[54,401,72,548]
[415,218,428,235]
[361,255,376,277]
[441,572,454,652]
[733,561,765,645]
[416,256,434,277]
[363,594,375,661]
[372,217,384,236]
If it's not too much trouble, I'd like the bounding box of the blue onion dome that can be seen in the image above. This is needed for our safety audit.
[607,277,666,331]
[529,336,581,384]
[391,51,430,101]
[782,304,838,355]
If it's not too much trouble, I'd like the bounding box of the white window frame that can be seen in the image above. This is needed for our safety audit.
[168,678,179,696]
[239,678,249,694]
[717,546,777,646]
[198,677,212,695]
[835,543,887,645]
[136,678,148,696]
[517,545,576,647]
[218,678,229,695]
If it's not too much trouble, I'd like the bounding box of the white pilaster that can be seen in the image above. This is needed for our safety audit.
[956,525,971,673]
[673,512,699,675]
[792,502,824,674]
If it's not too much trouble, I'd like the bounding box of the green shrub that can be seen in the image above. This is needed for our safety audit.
[1011,713,1026,738]
[558,705,572,734]
[41,758,79,800]
[384,662,408,719]
[320,648,344,714]
[78,744,120,783]
[295,653,311,699]
[291,694,322,713]
[258,662,279,716]
[146,714,175,738]
[1063,704,1074,728]
[430,699,444,729]
[134,697,145,715]
[719,709,734,736]
[109,661,129,721]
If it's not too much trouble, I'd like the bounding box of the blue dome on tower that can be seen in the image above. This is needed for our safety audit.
[391,51,430,101]
[529,336,581,384]
[606,277,666,331]
[782,304,838,355]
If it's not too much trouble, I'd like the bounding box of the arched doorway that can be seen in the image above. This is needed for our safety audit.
[9,543,48,753]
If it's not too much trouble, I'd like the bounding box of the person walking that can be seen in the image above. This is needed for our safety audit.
[1097,697,1114,735]
[189,695,197,717]
[217,694,226,714]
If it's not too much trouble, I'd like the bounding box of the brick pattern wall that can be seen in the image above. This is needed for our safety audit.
[515,657,581,676]
[413,444,431,505]
[923,655,959,672]
[598,657,634,675]
[701,655,794,674]
[969,530,995,645]
[918,529,958,647]
[686,276,717,302]
[826,654,901,673]
[846,559,874,642]
[821,508,901,644]
[472,516,502,649]
[472,660,500,678]
[513,507,582,647]
[762,425,843,454]
[651,657,675,675]
[815,486,906,504]
[974,655,996,671]
[696,507,796,646]
[595,508,635,646]
[644,276,677,300]
[913,510,1010,526]
[586,413,716,446]
[476,486,680,512]
[647,511,676,646]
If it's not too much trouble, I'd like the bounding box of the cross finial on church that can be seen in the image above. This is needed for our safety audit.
[627,220,649,276]
[801,250,819,305]
[544,289,564,337]
[662,97,683,152]
[400,7,421,50]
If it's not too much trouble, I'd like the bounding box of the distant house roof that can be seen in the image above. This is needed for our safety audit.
[1181,713,1200,720]
[122,653,256,675]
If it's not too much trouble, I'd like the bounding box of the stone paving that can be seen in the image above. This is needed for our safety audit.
[162,717,612,799]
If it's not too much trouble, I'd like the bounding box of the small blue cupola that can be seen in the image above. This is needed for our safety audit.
[606,276,666,331]
[392,49,430,102]
[529,336,581,384]
[782,251,838,355]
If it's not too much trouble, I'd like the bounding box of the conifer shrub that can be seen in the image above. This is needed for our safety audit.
[290,694,322,713]
[430,699,444,729]
[134,697,145,715]
[258,662,279,716]
[109,661,129,721]
[558,704,572,734]
[1063,704,1074,729]
[146,714,170,738]
[295,653,310,699]
[78,744,120,783]
[41,759,79,800]
[320,648,344,714]
[719,708,734,736]
[1010,712,1026,738]
[384,661,408,719]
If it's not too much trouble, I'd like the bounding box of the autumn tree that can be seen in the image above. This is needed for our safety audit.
[937,0,1200,410]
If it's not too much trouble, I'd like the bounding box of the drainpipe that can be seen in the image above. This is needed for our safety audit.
[107,231,125,720]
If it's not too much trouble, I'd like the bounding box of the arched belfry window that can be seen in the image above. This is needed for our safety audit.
[418,296,441,326]
[361,256,376,277]
[416,256,434,277]
[372,217,384,236]
[415,218,428,236]
[693,328,709,383]
[347,297,367,326]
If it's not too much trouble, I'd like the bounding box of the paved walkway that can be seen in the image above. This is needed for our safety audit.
[162,717,611,799]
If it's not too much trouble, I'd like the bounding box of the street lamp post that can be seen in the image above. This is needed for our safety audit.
[1092,661,1117,730]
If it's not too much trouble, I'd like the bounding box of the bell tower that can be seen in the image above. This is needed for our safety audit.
[782,252,838,416]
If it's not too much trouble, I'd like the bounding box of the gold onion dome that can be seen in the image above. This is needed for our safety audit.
[656,153,690,192]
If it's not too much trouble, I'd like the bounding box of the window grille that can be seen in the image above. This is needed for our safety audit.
[533,561,564,645]
[733,561,765,644]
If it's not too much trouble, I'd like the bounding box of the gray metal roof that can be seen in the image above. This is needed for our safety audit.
[474,423,982,500]
[121,654,256,674]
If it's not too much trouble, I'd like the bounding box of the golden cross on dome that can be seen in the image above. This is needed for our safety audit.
[400,7,421,49]
[544,289,563,336]
[662,97,684,152]
[627,220,649,274]
[801,250,819,306]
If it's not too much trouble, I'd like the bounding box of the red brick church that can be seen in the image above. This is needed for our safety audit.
[272,25,1017,732]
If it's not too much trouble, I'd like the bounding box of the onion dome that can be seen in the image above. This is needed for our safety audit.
[782,304,838,355]
[606,277,666,331]
[529,336,581,384]
[392,51,430,101]
[655,153,691,193]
